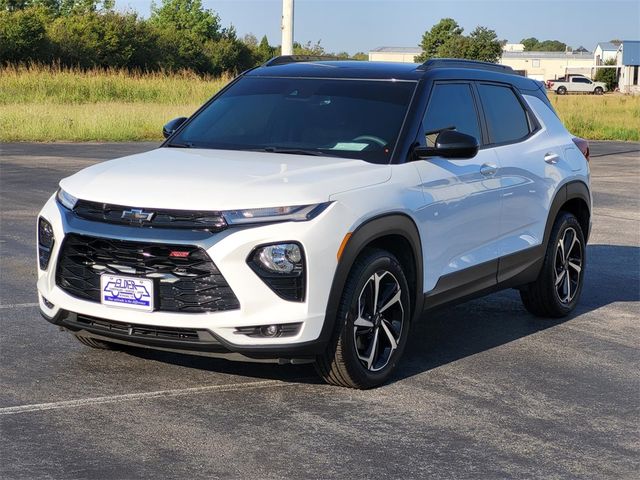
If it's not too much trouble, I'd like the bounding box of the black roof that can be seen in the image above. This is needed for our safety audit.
[246,57,542,91]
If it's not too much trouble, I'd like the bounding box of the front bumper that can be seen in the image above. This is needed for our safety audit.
[37,195,351,359]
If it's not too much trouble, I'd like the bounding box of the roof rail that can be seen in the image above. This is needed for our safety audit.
[263,55,343,66]
[417,58,514,74]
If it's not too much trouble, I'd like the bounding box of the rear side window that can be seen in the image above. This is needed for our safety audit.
[477,84,530,144]
[573,77,591,83]
[423,83,481,146]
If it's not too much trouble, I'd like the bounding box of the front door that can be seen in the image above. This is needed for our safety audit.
[412,82,503,293]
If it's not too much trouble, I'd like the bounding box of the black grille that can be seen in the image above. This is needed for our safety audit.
[72,199,227,232]
[56,234,240,313]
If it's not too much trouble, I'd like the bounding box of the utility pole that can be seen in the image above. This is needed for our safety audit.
[281,0,294,55]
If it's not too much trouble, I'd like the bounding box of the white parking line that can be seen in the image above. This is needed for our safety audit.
[0,379,304,416]
[0,302,39,309]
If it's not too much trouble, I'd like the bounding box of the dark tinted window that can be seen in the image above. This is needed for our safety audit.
[573,77,591,83]
[477,84,530,144]
[169,77,416,164]
[423,83,481,146]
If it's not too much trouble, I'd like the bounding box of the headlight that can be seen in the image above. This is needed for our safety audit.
[38,217,55,270]
[248,242,305,301]
[223,203,330,225]
[56,188,78,210]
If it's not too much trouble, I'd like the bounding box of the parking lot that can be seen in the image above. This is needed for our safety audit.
[1,141,638,479]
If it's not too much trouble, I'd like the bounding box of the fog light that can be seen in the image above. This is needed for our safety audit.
[41,296,54,309]
[262,325,280,337]
[38,217,55,270]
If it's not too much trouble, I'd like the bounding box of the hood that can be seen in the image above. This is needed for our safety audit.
[60,148,391,210]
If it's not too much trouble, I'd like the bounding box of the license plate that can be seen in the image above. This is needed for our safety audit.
[100,274,154,312]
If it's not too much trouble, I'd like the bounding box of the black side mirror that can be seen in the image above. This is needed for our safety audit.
[162,117,188,139]
[414,130,479,160]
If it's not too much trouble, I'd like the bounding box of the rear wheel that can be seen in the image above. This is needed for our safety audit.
[556,86,567,95]
[520,212,586,317]
[75,334,117,350]
[315,249,411,389]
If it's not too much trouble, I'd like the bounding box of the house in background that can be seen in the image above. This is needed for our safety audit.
[617,40,640,94]
[368,47,421,63]
[594,42,619,65]
[499,51,593,81]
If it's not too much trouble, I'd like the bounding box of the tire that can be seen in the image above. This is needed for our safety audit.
[75,334,117,350]
[315,248,411,389]
[520,212,586,318]
[594,87,604,95]
[556,86,567,95]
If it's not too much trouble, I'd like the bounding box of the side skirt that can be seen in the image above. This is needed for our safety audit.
[422,245,544,312]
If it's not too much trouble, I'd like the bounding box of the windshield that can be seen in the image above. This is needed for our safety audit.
[168,76,416,164]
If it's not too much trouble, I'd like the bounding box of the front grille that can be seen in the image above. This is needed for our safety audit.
[56,234,240,313]
[72,199,227,232]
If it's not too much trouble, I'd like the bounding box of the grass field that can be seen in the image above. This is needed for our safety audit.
[1,65,639,142]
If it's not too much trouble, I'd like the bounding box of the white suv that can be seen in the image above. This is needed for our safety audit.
[37,57,592,389]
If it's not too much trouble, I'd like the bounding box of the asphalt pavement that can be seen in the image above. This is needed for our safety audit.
[0,141,638,479]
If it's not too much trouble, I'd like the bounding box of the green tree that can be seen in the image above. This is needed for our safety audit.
[594,58,618,91]
[520,37,539,51]
[466,26,503,63]
[352,52,367,61]
[436,35,472,59]
[254,34,275,62]
[521,37,567,52]
[150,0,220,41]
[416,18,463,62]
[293,40,324,56]
[0,7,48,62]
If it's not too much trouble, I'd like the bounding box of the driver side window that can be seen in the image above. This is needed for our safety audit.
[423,83,481,147]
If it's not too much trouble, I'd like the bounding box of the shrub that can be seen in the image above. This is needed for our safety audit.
[0,7,48,63]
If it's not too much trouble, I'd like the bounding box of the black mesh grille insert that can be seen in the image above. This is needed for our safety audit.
[55,234,240,313]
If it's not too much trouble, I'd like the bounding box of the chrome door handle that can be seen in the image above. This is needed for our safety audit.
[480,163,497,176]
[544,152,560,164]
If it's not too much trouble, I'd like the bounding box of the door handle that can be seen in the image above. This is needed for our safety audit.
[544,152,560,164]
[480,163,497,177]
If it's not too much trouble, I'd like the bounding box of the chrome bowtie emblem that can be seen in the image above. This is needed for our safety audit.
[121,208,154,222]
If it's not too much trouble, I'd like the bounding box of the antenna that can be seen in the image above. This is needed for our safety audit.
[281,0,294,55]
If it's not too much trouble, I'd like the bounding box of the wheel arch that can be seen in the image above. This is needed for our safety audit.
[317,213,424,348]
[544,180,591,247]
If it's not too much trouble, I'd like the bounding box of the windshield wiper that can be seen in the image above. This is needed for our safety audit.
[258,147,335,157]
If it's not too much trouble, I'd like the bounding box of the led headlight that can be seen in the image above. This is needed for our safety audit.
[224,203,330,225]
[248,242,305,301]
[38,217,55,270]
[56,188,78,210]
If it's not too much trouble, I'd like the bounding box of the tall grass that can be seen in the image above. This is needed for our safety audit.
[0,65,638,142]
[550,94,640,142]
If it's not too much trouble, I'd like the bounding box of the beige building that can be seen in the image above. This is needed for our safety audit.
[499,51,594,81]
[368,47,421,63]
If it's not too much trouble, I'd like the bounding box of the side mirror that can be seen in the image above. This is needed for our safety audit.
[162,117,187,139]
[414,130,479,160]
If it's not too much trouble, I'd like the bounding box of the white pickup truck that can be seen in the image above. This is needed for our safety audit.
[546,75,607,95]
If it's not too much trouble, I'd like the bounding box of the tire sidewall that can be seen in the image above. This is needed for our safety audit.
[338,251,411,387]
[547,213,587,314]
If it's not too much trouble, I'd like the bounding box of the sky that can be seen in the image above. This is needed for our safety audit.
[114,0,640,55]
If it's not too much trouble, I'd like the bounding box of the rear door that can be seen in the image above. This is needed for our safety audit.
[571,77,593,92]
[412,82,503,293]
[475,82,562,278]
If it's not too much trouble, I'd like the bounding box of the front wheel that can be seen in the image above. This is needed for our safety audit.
[594,87,604,95]
[315,249,411,389]
[520,212,586,317]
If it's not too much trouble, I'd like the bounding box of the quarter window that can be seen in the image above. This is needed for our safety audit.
[422,83,481,147]
[477,84,531,144]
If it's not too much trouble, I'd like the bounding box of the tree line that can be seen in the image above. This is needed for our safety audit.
[0,0,368,75]
[1,2,579,75]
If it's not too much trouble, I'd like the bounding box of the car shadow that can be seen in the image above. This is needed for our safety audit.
[122,244,639,386]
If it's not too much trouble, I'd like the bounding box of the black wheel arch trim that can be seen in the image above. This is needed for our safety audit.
[545,180,591,246]
[316,213,425,349]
